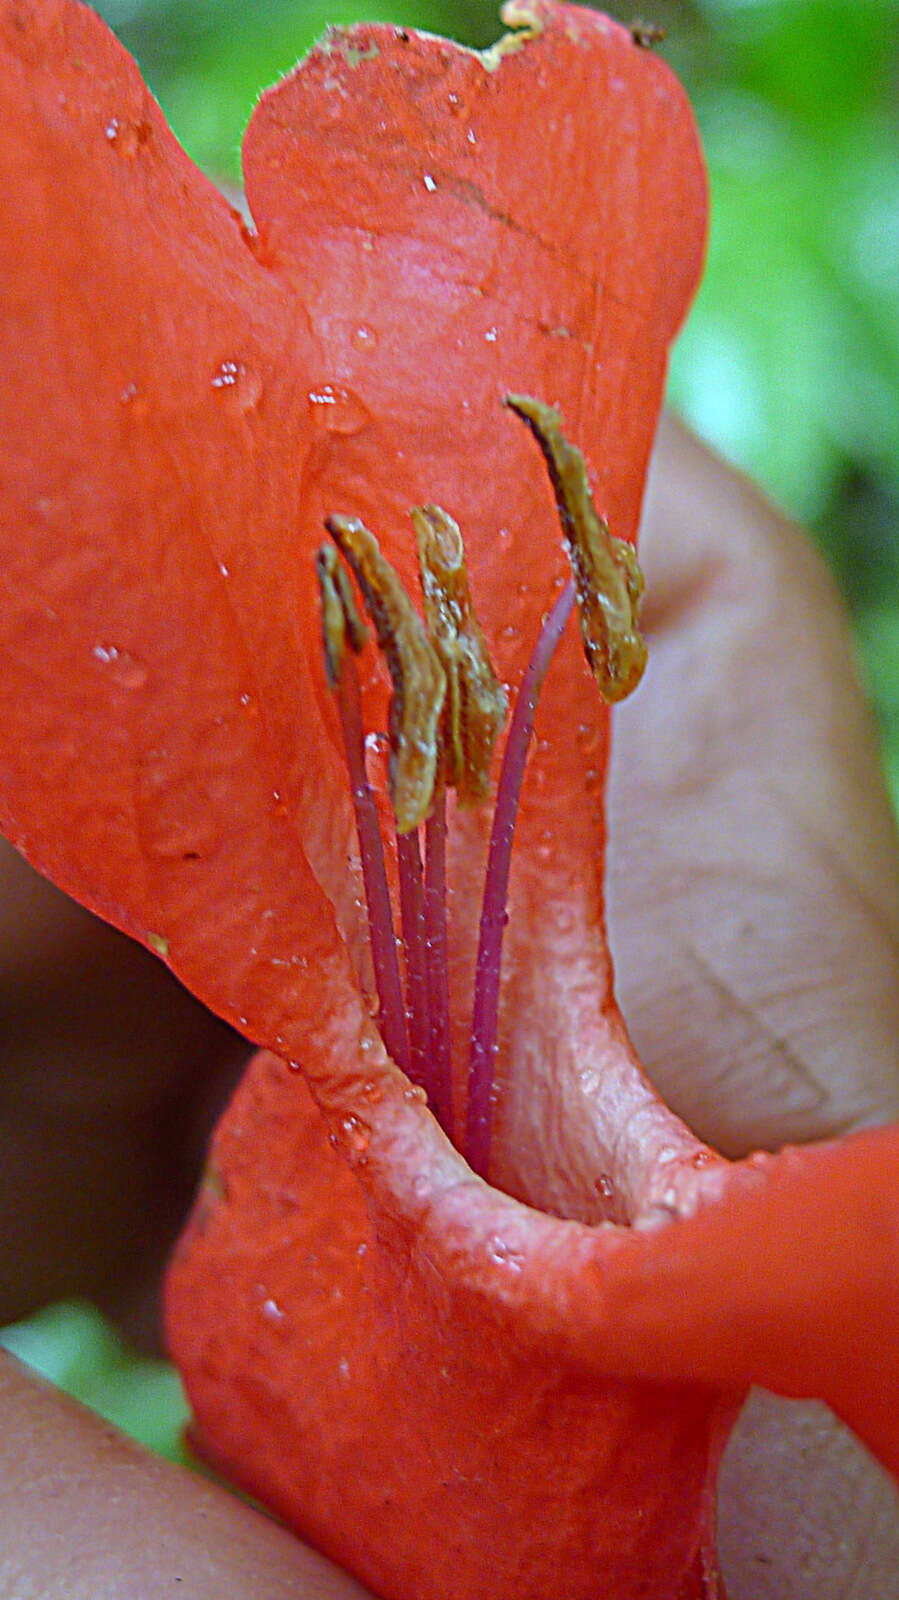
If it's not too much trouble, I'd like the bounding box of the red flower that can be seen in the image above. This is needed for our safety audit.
[1,3,897,1598]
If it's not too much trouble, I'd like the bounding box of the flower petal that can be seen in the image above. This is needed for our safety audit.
[167,1048,730,1600]
[169,1042,899,1598]
[0,0,706,1079]
[0,0,379,1054]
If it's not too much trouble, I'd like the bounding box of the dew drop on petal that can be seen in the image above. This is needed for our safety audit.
[340,1114,371,1158]
[307,383,370,436]
[211,359,263,415]
[105,115,149,159]
[351,323,378,352]
[261,1297,286,1325]
[486,1235,524,1271]
[92,643,148,690]
[119,381,149,420]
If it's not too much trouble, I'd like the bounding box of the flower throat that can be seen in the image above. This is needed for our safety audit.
[316,397,646,1179]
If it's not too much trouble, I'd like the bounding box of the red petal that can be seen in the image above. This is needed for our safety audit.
[168,1050,730,1600]
[0,0,706,1072]
[169,1043,899,1597]
[0,0,372,1056]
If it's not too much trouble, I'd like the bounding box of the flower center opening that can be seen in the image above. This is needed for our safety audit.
[316,396,647,1179]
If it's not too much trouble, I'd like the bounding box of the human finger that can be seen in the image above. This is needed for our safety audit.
[0,1351,374,1600]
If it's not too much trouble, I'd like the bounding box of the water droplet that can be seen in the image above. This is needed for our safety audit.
[422,172,437,193]
[595,1172,615,1202]
[211,359,262,415]
[576,720,601,755]
[351,323,378,352]
[467,127,477,145]
[217,561,230,578]
[691,1149,717,1170]
[403,1083,428,1104]
[364,731,389,789]
[485,326,498,343]
[446,91,470,119]
[338,1356,351,1380]
[307,383,370,436]
[119,381,149,420]
[92,643,147,689]
[261,1297,285,1324]
[105,115,149,159]
[340,1114,371,1157]
[486,1235,524,1271]
[238,691,259,717]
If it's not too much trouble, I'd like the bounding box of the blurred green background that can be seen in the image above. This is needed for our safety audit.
[4,0,897,1464]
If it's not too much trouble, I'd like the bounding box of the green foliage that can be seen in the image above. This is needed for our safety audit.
[0,1300,191,1462]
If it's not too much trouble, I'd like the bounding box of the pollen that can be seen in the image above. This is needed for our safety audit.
[504,394,647,702]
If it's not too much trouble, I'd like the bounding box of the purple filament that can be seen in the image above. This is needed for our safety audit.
[396,826,432,1096]
[424,784,453,1135]
[333,656,410,1077]
[464,579,576,1177]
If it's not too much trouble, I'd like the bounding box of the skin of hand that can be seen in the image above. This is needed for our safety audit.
[0,416,897,1598]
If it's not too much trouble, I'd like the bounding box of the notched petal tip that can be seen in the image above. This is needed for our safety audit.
[505,393,648,702]
[325,514,446,833]
[412,503,507,803]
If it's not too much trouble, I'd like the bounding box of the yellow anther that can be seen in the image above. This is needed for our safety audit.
[316,543,369,687]
[325,515,446,832]
[412,504,508,802]
[505,394,647,702]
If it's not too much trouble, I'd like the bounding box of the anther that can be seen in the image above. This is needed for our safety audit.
[325,515,447,833]
[504,395,647,701]
[315,542,410,1076]
[316,544,368,687]
[412,504,507,801]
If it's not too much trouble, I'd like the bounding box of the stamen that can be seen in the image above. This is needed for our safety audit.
[424,780,453,1134]
[319,397,645,1177]
[316,546,410,1075]
[396,824,432,1096]
[325,514,447,832]
[411,504,508,801]
[504,395,647,702]
[465,579,576,1178]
